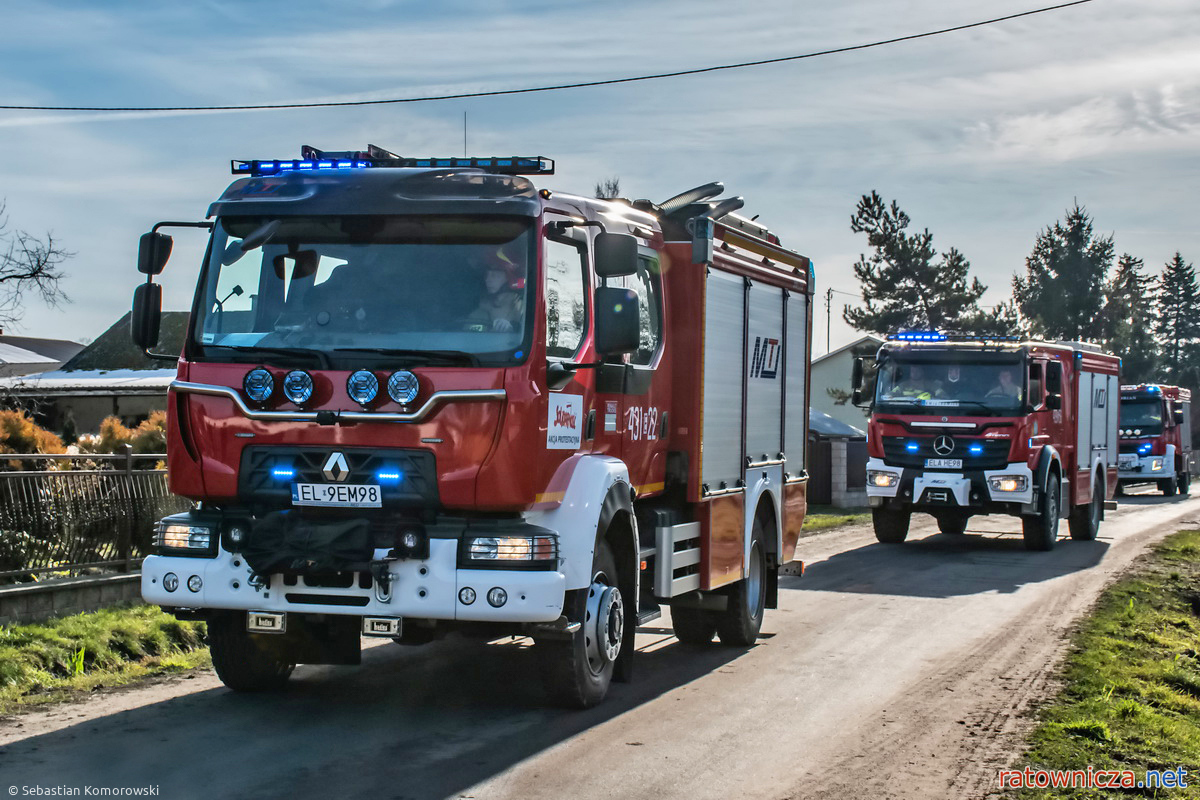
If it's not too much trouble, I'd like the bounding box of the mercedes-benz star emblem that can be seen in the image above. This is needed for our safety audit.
[933,435,956,456]
[322,452,350,482]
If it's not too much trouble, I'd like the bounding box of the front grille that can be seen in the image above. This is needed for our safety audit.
[239,446,438,509]
[881,436,1011,470]
[1119,443,1143,455]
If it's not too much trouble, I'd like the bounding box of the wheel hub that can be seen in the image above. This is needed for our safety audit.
[585,582,623,672]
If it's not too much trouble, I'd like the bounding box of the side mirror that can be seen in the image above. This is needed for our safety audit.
[1174,408,1185,425]
[851,390,862,406]
[1046,393,1062,411]
[594,233,638,278]
[131,282,163,350]
[594,287,640,356]
[138,232,173,275]
[851,357,864,391]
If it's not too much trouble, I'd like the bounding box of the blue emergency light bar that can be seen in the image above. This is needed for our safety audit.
[890,331,948,342]
[232,155,555,177]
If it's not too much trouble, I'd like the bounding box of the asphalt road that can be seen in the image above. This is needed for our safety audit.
[3,488,1198,800]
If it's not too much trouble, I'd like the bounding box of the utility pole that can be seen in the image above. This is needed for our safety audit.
[463,111,467,157]
[825,287,833,354]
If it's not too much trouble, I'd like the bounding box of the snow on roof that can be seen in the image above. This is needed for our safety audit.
[809,408,866,439]
[0,368,176,395]
[0,342,57,365]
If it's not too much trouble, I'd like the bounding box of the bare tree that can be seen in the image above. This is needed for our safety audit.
[594,177,621,200]
[0,200,71,328]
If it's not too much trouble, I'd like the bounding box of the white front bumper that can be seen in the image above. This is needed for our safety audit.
[141,538,565,623]
[1118,453,1168,480]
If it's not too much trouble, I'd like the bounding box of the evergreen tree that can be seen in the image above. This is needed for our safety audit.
[1013,203,1113,342]
[1102,254,1159,383]
[843,192,1015,336]
[1154,252,1200,385]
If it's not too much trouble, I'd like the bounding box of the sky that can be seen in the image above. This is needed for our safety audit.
[2,0,1197,354]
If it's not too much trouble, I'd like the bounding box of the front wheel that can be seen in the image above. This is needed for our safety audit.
[1068,475,1102,541]
[539,541,623,708]
[207,614,295,692]
[1160,475,1179,496]
[715,520,767,646]
[1022,476,1060,551]
[936,514,969,536]
[873,508,911,543]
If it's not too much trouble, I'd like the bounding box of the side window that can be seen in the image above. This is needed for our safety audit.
[626,255,663,366]
[544,237,588,358]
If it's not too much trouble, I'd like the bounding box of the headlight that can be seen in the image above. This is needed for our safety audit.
[155,522,216,555]
[346,370,379,406]
[868,470,900,488]
[243,368,274,404]
[461,535,558,568]
[283,370,314,404]
[388,370,420,404]
[1149,458,1164,471]
[988,475,1028,493]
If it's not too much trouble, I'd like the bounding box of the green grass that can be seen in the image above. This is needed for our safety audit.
[1012,529,1200,798]
[0,605,209,716]
[803,505,871,532]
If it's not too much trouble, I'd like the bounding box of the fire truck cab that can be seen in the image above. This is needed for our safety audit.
[129,147,813,707]
[852,333,1120,551]
[1117,384,1192,496]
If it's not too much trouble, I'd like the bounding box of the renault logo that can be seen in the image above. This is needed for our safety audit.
[323,452,350,482]
[933,436,956,456]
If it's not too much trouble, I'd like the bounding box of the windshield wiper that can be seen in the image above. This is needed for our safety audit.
[203,343,331,369]
[332,347,480,366]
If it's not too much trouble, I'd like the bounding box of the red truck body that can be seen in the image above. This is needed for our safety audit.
[1117,384,1192,496]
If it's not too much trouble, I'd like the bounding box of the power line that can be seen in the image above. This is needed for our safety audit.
[0,0,1095,113]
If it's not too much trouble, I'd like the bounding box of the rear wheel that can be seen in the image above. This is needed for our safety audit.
[936,514,969,536]
[715,520,767,646]
[1068,475,1102,541]
[1022,476,1060,551]
[208,614,295,692]
[539,540,623,708]
[670,605,717,645]
[873,508,911,543]
[1180,472,1191,496]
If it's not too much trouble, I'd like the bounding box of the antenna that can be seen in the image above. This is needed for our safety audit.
[463,111,467,157]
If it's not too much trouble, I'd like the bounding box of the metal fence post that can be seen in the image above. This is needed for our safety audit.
[121,444,134,573]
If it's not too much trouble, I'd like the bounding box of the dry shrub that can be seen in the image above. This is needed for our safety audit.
[0,410,65,455]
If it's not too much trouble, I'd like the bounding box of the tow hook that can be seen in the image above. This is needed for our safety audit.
[371,560,394,603]
[523,615,582,639]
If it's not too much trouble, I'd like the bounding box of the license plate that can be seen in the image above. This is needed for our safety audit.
[925,458,962,469]
[1118,455,1136,467]
[291,483,382,508]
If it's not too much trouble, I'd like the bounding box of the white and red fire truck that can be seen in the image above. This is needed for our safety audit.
[1117,384,1192,496]
[129,147,813,707]
[852,333,1120,550]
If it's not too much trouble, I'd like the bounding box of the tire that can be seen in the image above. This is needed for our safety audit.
[872,508,911,543]
[207,614,295,692]
[1159,475,1178,496]
[1068,475,1102,541]
[936,514,969,536]
[670,605,717,645]
[715,518,768,647]
[1022,475,1060,551]
[1180,472,1191,496]
[539,540,623,708]
[1115,482,1126,498]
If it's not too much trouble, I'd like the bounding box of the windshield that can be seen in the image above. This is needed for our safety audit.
[875,358,1025,415]
[192,215,535,367]
[1119,398,1164,435]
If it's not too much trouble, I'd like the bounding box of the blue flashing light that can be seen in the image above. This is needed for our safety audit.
[891,331,947,342]
[232,155,554,177]
[906,441,920,453]
[969,444,983,455]
[272,465,295,481]
[513,350,524,359]
[376,469,403,484]
[1149,385,1161,394]
[1138,444,1152,455]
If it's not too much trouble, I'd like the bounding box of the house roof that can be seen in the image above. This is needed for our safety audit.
[809,408,866,439]
[0,334,84,364]
[0,368,176,397]
[812,335,883,367]
[60,311,189,372]
[0,342,57,366]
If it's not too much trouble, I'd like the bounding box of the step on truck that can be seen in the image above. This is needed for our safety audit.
[850,333,1120,550]
[129,146,813,707]
[1117,384,1192,496]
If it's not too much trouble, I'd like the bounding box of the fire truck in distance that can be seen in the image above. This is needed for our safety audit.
[851,333,1120,550]
[1117,384,1192,496]
[129,146,813,707]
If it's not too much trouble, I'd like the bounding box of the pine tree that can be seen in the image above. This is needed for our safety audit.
[1102,254,1159,383]
[1013,203,1113,342]
[1154,252,1200,385]
[843,192,1015,336]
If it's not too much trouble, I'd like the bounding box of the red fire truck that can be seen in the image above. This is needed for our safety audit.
[1117,384,1192,496]
[851,334,1120,550]
[129,147,813,707]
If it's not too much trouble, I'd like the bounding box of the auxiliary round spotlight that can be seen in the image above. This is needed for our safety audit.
[187,575,203,593]
[401,530,420,550]
[243,368,274,404]
[458,587,477,606]
[346,370,379,406]
[388,370,419,405]
[282,370,314,404]
[486,587,508,608]
[163,572,179,593]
